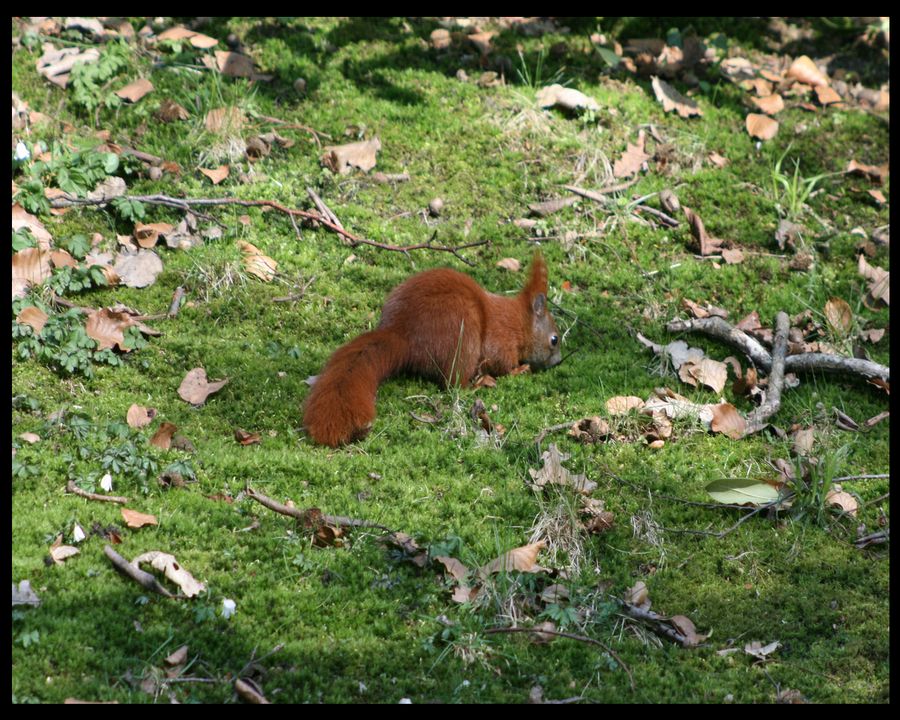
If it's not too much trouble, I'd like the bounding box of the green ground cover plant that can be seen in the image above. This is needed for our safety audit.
[12,17,889,704]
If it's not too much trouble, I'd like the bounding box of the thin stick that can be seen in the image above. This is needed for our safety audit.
[272,274,317,303]
[742,311,789,436]
[49,193,487,264]
[833,474,889,482]
[66,479,129,505]
[617,602,693,647]
[306,187,343,230]
[633,204,680,227]
[167,286,185,317]
[103,545,173,597]
[563,178,639,203]
[484,627,634,691]
[245,487,393,532]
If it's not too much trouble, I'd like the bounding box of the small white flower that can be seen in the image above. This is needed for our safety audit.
[73,523,86,543]
[398,698,412,704]
[221,598,236,619]
[14,141,30,161]
[100,473,113,492]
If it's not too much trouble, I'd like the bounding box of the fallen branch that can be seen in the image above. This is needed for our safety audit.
[103,545,173,597]
[666,316,890,382]
[485,626,634,691]
[563,178,639,203]
[306,187,343,230]
[66,478,129,505]
[167,286,185,317]
[617,601,695,647]
[855,527,889,549]
[49,193,488,264]
[742,311,789,436]
[245,487,393,532]
[632,204,680,227]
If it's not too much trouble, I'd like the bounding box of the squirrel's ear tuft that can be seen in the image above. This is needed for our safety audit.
[523,251,548,298]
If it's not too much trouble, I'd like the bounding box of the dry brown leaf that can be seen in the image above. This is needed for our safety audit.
[709,403,747,439]
[861,328,885,343]
[867,189,886,205]
[683,206,724,255]
[321,138,381,174]
[19,432,41,444]
[16,306,49,335]
[121,507,158,529]
[430,28,451,50]
[746,113,779,140]
[846,159,889,184]
[623,580,650,608]
[451,585,477,604]
[178,367,229,405]
[158,26,218,49]
[613,131,650,178]
[85,308,138,352]
[786,55,829,87]
[435,556,470,581]
[150,422,178,450]
[12,247,52,299]
[568,416,611,444]
[670,614,706,647]
[815,85,843,106]
[165,645,189,667]
[824,297,853,334]
[132,551,205,597]
[50,249,78,269]
[792,426,815,456]
[238,240,278,282]
[134,222,174,249]
[707,152,728,168]
[751,93,784,115]
[50,545,80,565]
[680,358,729,394]
[742,78,774,96]
[234,428,262,445]
[479,541,546,578]
[825,487,858,517]
[115,78,153,103]
[651,75,702,117]
[12,203,53,249]
[858,255,889,306]
[606,395,645,415]
[496,257,521,272]
[113,250,163,289]
[721,248,744,264]
[214,50,256,78]
[126,404,157,428]
[156,98,190,122]
[199,165,229,185]
[528,443,596,494]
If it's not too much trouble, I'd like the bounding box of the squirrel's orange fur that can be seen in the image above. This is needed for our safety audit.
[303,252,562,447]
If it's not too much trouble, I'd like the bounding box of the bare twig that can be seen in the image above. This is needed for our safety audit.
[563,178,639,203]
[66,479,129,505]
[245,487,393,532]
[306,187,343,230]
[617,601,694,647]
[834,473,889,482]
[534,421,576,448]
[742,312,789,436]
[485,626,634,691]
[632,204,680,227]
[666,316,890,382]
[49,193,487,264]
[103,545,173,597]
[167,286,185,317]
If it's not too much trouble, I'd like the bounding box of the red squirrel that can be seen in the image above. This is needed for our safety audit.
[303,252,562,447]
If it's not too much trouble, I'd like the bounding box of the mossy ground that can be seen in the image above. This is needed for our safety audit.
[12,18,889,703]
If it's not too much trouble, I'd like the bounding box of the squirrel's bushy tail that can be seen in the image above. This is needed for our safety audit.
[303,329,408,447]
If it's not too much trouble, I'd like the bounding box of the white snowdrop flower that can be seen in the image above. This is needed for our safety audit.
[100,473,113,492]
[14,142,30,161]
[398,698,412,704]
[221,598,236,619]
[73,523,86,543]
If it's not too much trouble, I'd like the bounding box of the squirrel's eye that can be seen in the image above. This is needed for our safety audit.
[550,335,559,347]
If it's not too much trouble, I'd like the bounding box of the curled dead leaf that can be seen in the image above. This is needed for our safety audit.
[16,306,49,335]
[709,402,747,439]
[85,308,138,352]
[746,113,779,140]
[150,422,178,450]
[178,367,229,406]
[238,240,278,282]
[479,541,546,578]
[121,507,158,529]
[321,138,381,175]
[126,404,157,429]
[651,76,703,118]
[115,78,153,103]
[199,165,229,185]
[132,551,205,597]
[786,55,828,87]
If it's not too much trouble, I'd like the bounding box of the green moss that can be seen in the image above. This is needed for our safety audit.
[12,17,888,703]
